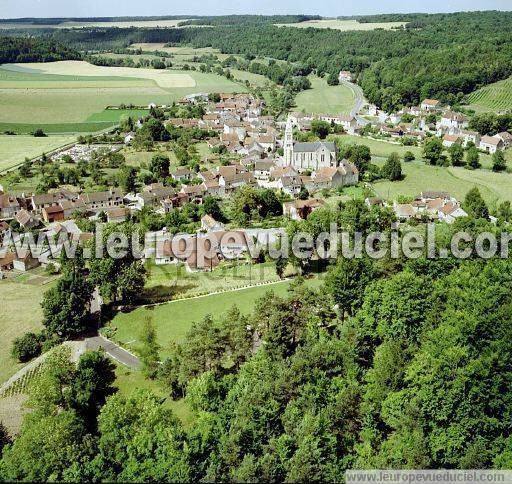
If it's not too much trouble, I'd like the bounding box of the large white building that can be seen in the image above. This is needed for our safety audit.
[283,118,337,171]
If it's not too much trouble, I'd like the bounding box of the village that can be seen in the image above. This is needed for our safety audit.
[2,68,511,276]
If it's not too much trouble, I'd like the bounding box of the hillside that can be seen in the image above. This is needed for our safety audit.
[466,76,512,113]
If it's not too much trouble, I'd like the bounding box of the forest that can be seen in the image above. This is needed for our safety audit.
[0,36,80,64]
[1,198,512,481]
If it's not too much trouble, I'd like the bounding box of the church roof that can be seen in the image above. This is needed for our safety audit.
[293,141,336,153]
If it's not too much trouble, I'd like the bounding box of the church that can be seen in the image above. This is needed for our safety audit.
[283,117,337,171]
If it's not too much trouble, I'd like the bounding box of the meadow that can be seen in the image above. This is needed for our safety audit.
[372,160,512,205]
[276,19,406,31]
[0,135,75,172]
[0,62,247,133]
[294,76,355,114]
[0,271,56,384]
[0,19,190,29]
[108,277,322,358]
[465,77,512,113]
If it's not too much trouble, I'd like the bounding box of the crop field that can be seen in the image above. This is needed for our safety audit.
[466,77,512,113]
[0,62,246,133]
[0,19,190,29]
[372,160,512,205]
[276,19,406,30]
[294,76,355,114]
[0,135,75,171]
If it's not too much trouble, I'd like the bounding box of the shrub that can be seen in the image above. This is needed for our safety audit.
[11,332,44,362]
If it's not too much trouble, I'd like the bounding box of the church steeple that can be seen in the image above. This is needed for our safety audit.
[284,116,293,166]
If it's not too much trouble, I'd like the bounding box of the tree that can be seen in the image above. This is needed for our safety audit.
[149,153,170,179]
[311,120,331,139]
[326,73,339,85]
[465,146,480,169]
[41,251,93,338]
[464,187,489,220]
[67,350,116,430]
[33,128,47,138]
[381,152,402,181]
[118,165,137,193]
[275,256,287,279]
[423,137,443,165]
[139,317,161,379]
[11,332,44,362]
[449,143,464,166]
[492,150,507,172]
[325,256,375,319]
[298,187,310,200]
[201,196,223,221]
[92,390,190,482]
[403,151,415,162]
[348,145,372,175]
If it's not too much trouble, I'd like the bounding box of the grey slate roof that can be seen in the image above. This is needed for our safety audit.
[293,141,336,153]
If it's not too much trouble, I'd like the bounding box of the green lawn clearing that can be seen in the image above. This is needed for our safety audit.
[294,76,355,115]
[276,19,406,31]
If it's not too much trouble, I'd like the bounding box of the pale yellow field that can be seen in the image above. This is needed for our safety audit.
[0,19,189,29]
[276,19,406,31]
[4,61,197,89]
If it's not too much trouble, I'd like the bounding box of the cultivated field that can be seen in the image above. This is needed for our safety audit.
[276,19,406,31]
[0,19,190,29]
[466,77,512,113]
[0,135,75,171]
[294,76,355,114]
[0,62,246,132]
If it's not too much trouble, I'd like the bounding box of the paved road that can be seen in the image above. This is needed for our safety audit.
[86,335,141,369]
[342,80,369,126]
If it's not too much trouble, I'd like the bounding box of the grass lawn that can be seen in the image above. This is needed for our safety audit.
[0,271,56,384]
[0,135,75,172]
[372,160,512,205]
[107,277,322,358]
[465,76,512,113]
[294,76,355,115]
[0,63,246,133]
[143,260,283,302]
[276,19,406,31]
[114,365,193,426]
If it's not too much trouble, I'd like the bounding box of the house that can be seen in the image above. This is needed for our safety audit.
[277,175,302,197]
[442,134,462,148]
[311,162,359,189]
[460,130,481,147]
[106,207,129,223]
[338,70,353,82]
[157,236,220,272]
[223,121,246,141]
[42,205,65,223]
[13,249,40,272]
[170,167,194,182]
[420,99,440,111]
[201,215,225,232]
[0,194,21,219]
[317,114,357,134]
[440,111,468,131]
[29,193,65,214]
[218,171,256,195]
[78,189,124,211]
[480,135,503,154]
[124,132,135,144]
[495,132,512,149]
[254,160,276,180]
[135,186,175,209]
[15,209,38,230]
[283,198,325,220]
[181,184,206,204]
[0,251,15,272]
[438,202,468,224]
[393,203,415,220]
[365,197,385,208]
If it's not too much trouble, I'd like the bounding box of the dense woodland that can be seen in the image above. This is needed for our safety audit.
[0,36,80,64]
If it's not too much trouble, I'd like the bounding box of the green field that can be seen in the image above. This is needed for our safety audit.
[372,160,512,205]
[0,135,75,171]
[108,278,322,358]
[0,272,56,384]
[466,77,512,113]
[276,19,406,31]
[294,76,355,114]
[0,62,247,133]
